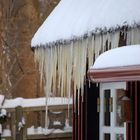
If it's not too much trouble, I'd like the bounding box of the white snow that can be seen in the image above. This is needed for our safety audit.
[0,126,72,137]
[27,126,72,135]
[121,96,130,101]
[31,0,140,47]
[91,45,140,69]
[1,97,72,109]
[0,96,72,137]
[0,124,2,134]
[1,129,11,137]
[0,95,5,107]
[0,109,7,116]
[53,121,61,125]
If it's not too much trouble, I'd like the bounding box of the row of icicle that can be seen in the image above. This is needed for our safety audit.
[34,27,140,128]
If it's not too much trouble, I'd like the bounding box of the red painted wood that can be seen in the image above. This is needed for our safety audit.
[126,82,129,140]
[135,82,138,140]
[73,91,84,140]
[81,95,84,140]
[88,65,140,82]
[130,82,133,140]
[78,93,81,140]
[72,92,75,140]
[75,93,78,140]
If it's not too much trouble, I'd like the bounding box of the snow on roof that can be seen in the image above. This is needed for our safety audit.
[31,0,140,47]
[91,45,140,69]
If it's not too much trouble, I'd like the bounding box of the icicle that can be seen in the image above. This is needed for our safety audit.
[126,27,140,45]
[136,28,140,44]
[34,48,45,89]
[77,40,81,91]
[131,27,140,44]
[57,45,62,96]
[94,35,102,59]
[63,45,68,97]
[66,42,73,124]
[107,32,112,50]
[72,41,78,96]
[102,33,107,52]
[52,46,57,96]
[77,88,80,116]
[111,30,120,49]
[44,85,48,129]
[87,36,94,69]
[131,28,135,45]
[126,29,131,45]
[60,46,64,97]
[80,38,87,94]
[61,45,67,97]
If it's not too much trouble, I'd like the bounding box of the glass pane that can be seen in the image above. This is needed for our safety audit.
[104,90,110,126]
[104,133,110,140]
[116,134,124,140]
[116,89,125,127]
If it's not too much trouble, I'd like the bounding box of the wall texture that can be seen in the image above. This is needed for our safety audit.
[0,0,59,98]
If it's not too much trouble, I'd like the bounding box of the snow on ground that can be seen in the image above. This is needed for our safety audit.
[1,129,11,137]
[31,0,140,46]
[91,45,140,69]
[27,125,72,135]
[1,126,72,137]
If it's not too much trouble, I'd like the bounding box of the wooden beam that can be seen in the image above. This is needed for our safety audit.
[2,104,72,112]
[27,132,72,140]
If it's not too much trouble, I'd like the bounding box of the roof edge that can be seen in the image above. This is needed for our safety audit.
[31,24,140,48]
[87,65,140,82]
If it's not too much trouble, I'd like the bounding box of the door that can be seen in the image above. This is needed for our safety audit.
[100,82,126,140]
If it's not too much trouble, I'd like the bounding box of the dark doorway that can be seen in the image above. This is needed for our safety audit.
[127,81,139,140]
[85,82,99,140]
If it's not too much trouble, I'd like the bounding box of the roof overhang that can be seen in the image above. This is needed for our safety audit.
[31,0,140,47]
[88,45,140,82]
[88,65,140,82]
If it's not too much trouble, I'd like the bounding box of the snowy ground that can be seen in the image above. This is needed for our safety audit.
[2,126,72,137]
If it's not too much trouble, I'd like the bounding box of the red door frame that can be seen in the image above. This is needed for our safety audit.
[126,81,138,140]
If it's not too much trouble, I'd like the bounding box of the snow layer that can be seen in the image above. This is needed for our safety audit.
[31,0,140,47]
[2,97,72,109]
[0,95,4,107]
[27,126,72,135]
[92,45,140,69]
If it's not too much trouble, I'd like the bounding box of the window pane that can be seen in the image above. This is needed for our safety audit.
[116,89,125,127]
[116,134,124,140]
[104,89,110,126]
[104,133,110,140]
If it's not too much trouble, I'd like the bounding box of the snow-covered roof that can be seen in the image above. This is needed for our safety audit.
[31,0,140,47]
[88,45,140,82]
[92,45,140,69]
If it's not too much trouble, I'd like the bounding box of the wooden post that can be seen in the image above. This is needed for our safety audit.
[39,111,45,128]
[11,111,16,140]
[16,106,26,140]
[22,111,27,140]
